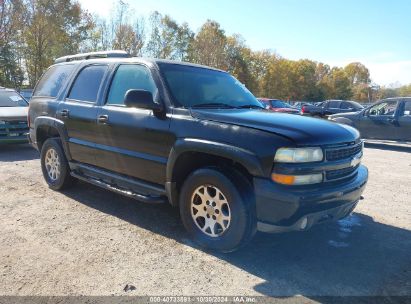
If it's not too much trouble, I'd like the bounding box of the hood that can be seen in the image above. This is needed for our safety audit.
[0,106,28,121]
[191,109,360,146]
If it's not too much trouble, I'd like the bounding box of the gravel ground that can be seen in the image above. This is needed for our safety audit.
[0,143,410,298]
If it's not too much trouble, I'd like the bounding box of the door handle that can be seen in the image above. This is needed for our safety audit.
[60,109,69,118]
[98,115,109,124]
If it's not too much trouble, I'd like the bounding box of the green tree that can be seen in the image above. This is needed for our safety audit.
[112,23,144,55]
[247,50,276,96]
[23,0,93,86]
[344,62,370,86]
[146,12,192,60]
[188,20,227,69]
[224,34,256,92]
[288,59,318,101]
[174,22,193,61]
[323,68,352,99]
[0,0,26,87]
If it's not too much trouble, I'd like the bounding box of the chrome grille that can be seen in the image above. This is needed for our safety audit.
[326,142,362,161]
[0,121,29,138]
[326,164,359,180]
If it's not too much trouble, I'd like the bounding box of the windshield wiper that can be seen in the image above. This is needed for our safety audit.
[191,103,236,109]
[236,104,265,109]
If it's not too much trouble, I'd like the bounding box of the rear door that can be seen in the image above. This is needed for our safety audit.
[396,100,411,141]
[340,101,357,113]
[357,99,400,140]
[57,64,109,165]
[324,100,341,115]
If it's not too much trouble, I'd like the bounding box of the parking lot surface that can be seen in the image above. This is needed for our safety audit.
[0,144,410,298]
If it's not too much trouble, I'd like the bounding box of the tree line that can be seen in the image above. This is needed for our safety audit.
[1,0,410,102]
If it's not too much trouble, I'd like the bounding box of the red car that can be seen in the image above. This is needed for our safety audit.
[258,98,300,114]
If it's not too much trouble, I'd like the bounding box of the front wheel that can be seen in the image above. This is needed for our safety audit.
[40,138,75,190]
[179,168,256,252]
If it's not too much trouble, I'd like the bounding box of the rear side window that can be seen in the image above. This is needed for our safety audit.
[402,101,411,116]
[33,64,75,97]
[106,64,157,105]
[328,100,341,108]
[68,65,108,102]
[341,101,363,110]
[341,102,353,109]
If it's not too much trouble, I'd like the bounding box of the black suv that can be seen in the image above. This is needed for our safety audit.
[28,51,368,252]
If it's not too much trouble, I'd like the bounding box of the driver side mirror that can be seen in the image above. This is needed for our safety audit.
[124,89,163,113]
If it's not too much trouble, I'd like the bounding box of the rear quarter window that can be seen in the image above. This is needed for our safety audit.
[33,64,75,98]
[68,65,108,103]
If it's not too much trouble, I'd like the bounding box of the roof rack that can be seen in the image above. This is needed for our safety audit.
[54,50,131,63]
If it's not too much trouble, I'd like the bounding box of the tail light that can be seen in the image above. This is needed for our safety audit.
[301,106,307,113]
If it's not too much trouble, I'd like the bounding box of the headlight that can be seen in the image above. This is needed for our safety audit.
[274,147,323,163]
[271,173,323,185]
[0,120,5,125]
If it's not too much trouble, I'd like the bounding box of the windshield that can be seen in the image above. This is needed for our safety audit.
[271,100,291,108]
[350,101,364,110]
[0,91,28,107]
[158,63,263,108]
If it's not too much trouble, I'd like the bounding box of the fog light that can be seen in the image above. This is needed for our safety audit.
[271,173,323,185]
[300,217,308,229]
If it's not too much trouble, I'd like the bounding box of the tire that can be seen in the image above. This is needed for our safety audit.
[179,168,256,252]
[40,138,75,190]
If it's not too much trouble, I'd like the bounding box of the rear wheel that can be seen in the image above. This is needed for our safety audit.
[179,168,256,252]
[40,138,75,190]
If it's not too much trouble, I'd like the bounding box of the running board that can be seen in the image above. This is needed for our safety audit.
[71,172,167,204]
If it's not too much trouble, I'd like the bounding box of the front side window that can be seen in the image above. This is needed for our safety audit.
[271,100,291,108]
[68,65,108,102]
[33,64,75,97]
[328,100,341,108]
[107,64,158,105]
[368,100,398,116]
[341,101,363,110]
[0,91,28,107]
[401,101,411,116]
[158,63,262,108]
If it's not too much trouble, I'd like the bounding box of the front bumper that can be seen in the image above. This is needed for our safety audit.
[254,164,368,233]
[0,135,29,144]
[28,130,38,150]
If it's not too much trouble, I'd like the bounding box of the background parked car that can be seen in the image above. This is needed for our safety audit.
[19,88,33,102]
[329,97,411,141]
[258,98,300,114]
[292,101,312,111]
[0,87,29,144]
[301,100,364,117]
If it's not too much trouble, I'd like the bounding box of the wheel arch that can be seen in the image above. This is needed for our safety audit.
[165,138,263,206]
[34,117,71,160]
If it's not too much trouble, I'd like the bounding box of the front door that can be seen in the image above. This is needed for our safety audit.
[324,100,341,116]
[358,100,401,140]
[396,100,411,141]
[94,64,174,185]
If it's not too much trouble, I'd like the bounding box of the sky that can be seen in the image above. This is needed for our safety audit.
[78,0,411,87]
